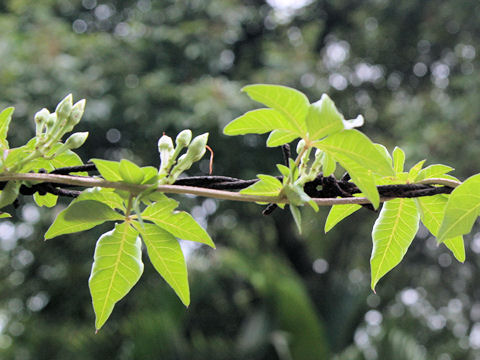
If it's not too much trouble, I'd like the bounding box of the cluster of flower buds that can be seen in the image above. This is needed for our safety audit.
[33,94,87,158]
[157,130,209,184]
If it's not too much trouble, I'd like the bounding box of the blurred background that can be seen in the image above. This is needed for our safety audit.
[0,0,480,358]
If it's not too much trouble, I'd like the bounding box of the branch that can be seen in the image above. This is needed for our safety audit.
[0,172,459,206]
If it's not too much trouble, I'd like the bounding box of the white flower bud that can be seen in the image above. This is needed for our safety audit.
[34,108,50,125]
[64,132,89,149]
[55,94,73,119]
[68,99,86,127]
[175,129,192,148]
[296,139,306,154]
[185,133,208,162]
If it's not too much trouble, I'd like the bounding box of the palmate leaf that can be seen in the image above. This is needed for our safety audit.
[141,194,215,248]
[45,200,124,239]
[314,129,394,177]
[0,107,14,150]
[370,198,419,291]
[416,195,465,262]
[136,222,189,306]
[437,173,480,243]
[89,222,143,330]
[324,203,362,233]
[242,84,309,137]
[305,94,344,141]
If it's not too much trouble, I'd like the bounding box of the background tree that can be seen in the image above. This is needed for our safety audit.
[0,0,479,358]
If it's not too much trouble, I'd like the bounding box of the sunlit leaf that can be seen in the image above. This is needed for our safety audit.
[415,164,455,181]
[223,108,292,135]
[142,195,215,248]
[0,107,14,150]
[370,198,419,291]
[141,166,159,184]
[322,152,336,177]
[45,200,124,239]
[240,174,282,197]
[416,195,465,262]
[305,94,344,141]
[266,129,299,147]
[242,84,309,136]
[90,158,122,182]
[437,173,480,243]
[89,222,143,330]
[314,129,394,176]
[392,146,405,173]
[407,160,426,181]
[136,222,189,306]
[119,159,144,184]
[34,193,58,208]
[0,212,11,218]
[325,203,362,233]
[76,187,125,211]
[0,181,20,209]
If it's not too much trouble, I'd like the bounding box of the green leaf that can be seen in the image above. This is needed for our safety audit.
[141,166,159,184]
[0,181,20,209]
[76,187,125,211]
[119,159,144,184]
[325,203,362,233]
[322,152,336,177]
[45,200,124,239]
[4,140,36,170]
[314,129,394,176]
[416,195,465,262]
[142,195,215,248]
[415,164,454,181]
[334,154,380,208]
[89,222,143,330]
[370,198,419,291]
[437,173,480,243]
[34,193,58,208]
[392,147,405,173]
[242,84,309,136]
[0,107,14,150]
[223,109,292,135]
[0,212,11,218]
[266,129,299,147]
[276,164,291,179]
[240,174,282,197]
[136,222,189,306]
[289,205,302,234]
[90,159,122,182]
[374,143,393,165]
[305,94,344,141]
[407,160,426,181]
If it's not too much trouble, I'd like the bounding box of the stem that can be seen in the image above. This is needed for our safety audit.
[0,172,460,206]
[416,178,461,188]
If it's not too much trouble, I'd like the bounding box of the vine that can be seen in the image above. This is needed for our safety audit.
[0,84,476,330]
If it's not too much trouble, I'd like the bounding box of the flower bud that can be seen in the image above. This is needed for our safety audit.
[34,108,50,125]
[64,132,89,149]
[158,134,174,167]
[55,94,73,119]
[296,139,306,154]
[175,129,192,148]
[45,113,57,131]
[185,133,208,163]
[68,99,86,127]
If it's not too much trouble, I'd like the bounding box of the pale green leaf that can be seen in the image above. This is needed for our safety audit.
[137,222,189,306]
[407,160,426,181]
[266,129,299,147]
[0,212,11,218]
[89,222,143,330]
[4,140,36,170]
[90,158,122,181]
[45,200,124,239]
[334,154,380,208]
[76,187,125,211]
[141,166,159,184]
[322,152,336,177]
[437,173,480,243]
[142,196,215,248]
[34,193,58,208]
[392,147,405,173]
[119,159,144,184]
[325,203,362,233]
[370,198,419,290]
[223,108,292,135]
[289,205,302,234]
[305,94,344,141]
[240,174,282,197]
[416,195,465,262]
[0,107,14,150]
[276,164,290,179]
[415,164,455,181]
[314,129,394,176]
[374,143,392,165]
[242,84,309,136]
[0,181,20,209]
